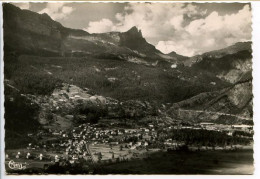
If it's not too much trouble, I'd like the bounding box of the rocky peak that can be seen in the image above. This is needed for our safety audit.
[126,26,143,38]
[119,26,155,54]
[40,12,53,21]
[121,26,143,40]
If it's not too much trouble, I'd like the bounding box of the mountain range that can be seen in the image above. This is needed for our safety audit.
[3,4,180,65]
[3,3,253,145]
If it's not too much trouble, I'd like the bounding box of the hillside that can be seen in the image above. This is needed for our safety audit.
[169,76,252,124]
[184,42,252,66]
[3,3,230,102]
[186,42,252,83]
[5,54,228,103]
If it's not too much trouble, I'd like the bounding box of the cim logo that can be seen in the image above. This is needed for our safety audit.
[8,160,27,170]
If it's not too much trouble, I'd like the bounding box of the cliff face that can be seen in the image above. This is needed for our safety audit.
[119,27,150,51]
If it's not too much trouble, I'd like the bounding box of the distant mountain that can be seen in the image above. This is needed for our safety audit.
[167,41,253,123]
[3,3,89,55]
[200,42,252,58]
[184,41,252,67]
[3,3,182,65]
[186,42,252,83]
[167,51,189,64]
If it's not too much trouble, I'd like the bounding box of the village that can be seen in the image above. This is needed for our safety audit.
[5,114,253,172]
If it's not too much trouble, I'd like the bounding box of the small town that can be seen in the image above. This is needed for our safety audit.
[5,116,253,173]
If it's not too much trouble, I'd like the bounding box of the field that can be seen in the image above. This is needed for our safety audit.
[90,144,131,161]
[89,143,158,162]
[94,149,254,174]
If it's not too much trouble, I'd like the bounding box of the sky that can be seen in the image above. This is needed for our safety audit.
[13,2,252,57]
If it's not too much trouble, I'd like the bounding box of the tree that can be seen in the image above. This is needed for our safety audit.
[112,152,114,159]
[98,152,102,162]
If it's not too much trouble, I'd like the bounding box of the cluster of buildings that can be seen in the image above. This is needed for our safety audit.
[10,122,162,164]
[199,122,253,135]
[6,114,253,168]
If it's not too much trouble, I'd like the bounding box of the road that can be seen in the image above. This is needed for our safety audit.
[86,143,95,163]
[178,109,251,120]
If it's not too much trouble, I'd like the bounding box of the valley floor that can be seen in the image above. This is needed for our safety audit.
[94,149,254,174]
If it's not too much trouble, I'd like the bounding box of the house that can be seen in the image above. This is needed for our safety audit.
[143,135,151,140]
[52,132,60,135]
[227,131,233,136]
[130,145,136,150]
[144,129,150,132]
[110,142,119,145]
[181,126,192,129]
[148,124,154,128]
[232,125,252,130]
[136,142,142,146]
[171,64,177,68]
[164,142,174,146]
[74,95,81,98]
[200,122,214,128]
